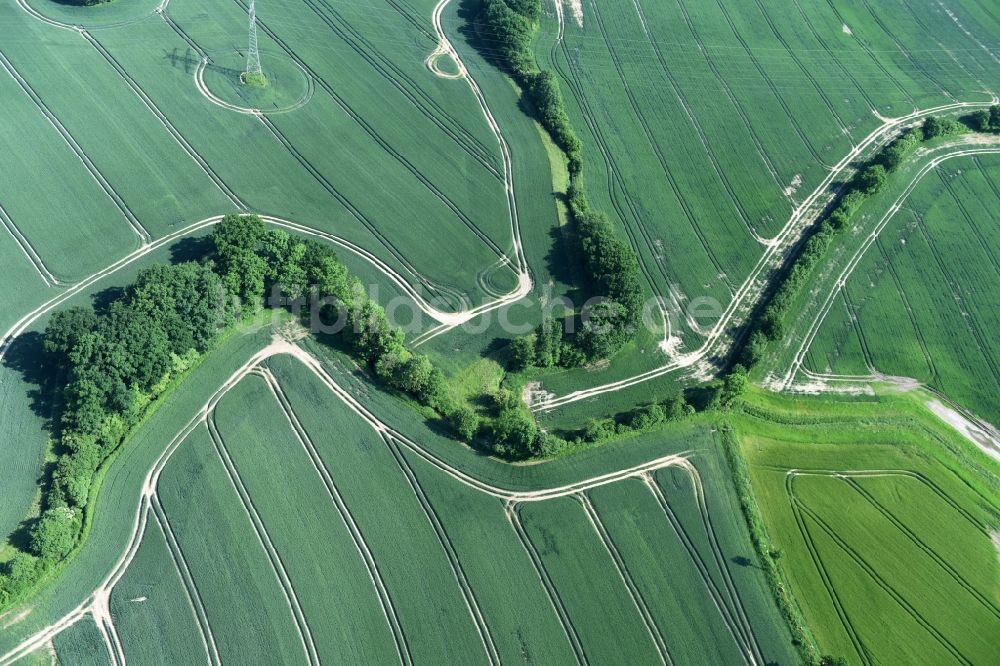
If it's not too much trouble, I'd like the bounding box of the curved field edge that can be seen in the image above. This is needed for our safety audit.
[725,387,1000,663]
[796,152,1000,426]
[0,328,758,656]
[5,340,799,664]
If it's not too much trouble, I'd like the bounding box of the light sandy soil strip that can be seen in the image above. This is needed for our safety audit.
[927,399,1000,463]
[92,588,126,666]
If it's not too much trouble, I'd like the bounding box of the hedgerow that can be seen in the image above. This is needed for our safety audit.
[474,0,642,361]
[735,113,979,370]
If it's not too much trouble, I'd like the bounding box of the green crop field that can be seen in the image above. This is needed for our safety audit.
[8,352,791,665]
[2,0,1000,662]
[528,0,1000,388]
[804,153,1000,423]
[734,405,1000,664]
[51,617,111,666]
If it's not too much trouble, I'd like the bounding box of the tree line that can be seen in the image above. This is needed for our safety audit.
[1,215,458,606]
[735,112,976,372]
[475,0,644,367]
[3,210,622,604]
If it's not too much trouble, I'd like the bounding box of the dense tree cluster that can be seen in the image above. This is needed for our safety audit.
[1,214,455,606]
[967,104,1000,132]
[476,0,641,362]
[571,188,644,357]
[508,186,644,370]
[921,114,965,139]
[581,391,694,444]
[477,0,581,171]
[525,71,582,173]
[2,259,232,604]
[478,0,538,77]
[209,215,448,407]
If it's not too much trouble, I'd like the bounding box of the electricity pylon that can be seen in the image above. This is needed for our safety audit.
[246,0,262,78]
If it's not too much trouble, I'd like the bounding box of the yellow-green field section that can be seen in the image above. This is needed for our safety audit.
[736,415,1000,665]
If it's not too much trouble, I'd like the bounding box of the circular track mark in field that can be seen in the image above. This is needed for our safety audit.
[196,49,313,116]
[18,0,164,30]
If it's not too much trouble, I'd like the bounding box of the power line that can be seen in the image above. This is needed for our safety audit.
[247,0,262,77]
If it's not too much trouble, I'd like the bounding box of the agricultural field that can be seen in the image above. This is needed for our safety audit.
[528,0,1000,393]
[802,153,1000,425]
[1,0,1000,663]
[733,396,1000,665]
[1,350,796,664]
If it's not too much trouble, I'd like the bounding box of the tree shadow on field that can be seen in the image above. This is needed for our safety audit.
[2,332,59,428]
[91,287,124,316]
[170,235,214,265]
[455,0,502,70]
[731,555,761,572]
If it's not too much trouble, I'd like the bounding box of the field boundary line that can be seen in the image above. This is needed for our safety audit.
[577,493,671,665]
[791,491,974,665]
[531,101,999,412]
[289,343,695,501]
[149,495,221,665]
[507,503,589,665]
[0,201,59,287]
[226,0,520,277]
[303,0,502,178]
[680,456,767,663]
[384,436,502,666]
[783,476,874,664]
[82,30,245,211]
[779,144,1000,389]
[255,368,413,666]
[841,477,1000,620]
[205,412,321,666]
[0,48,150,244]
[642,472,759,666]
